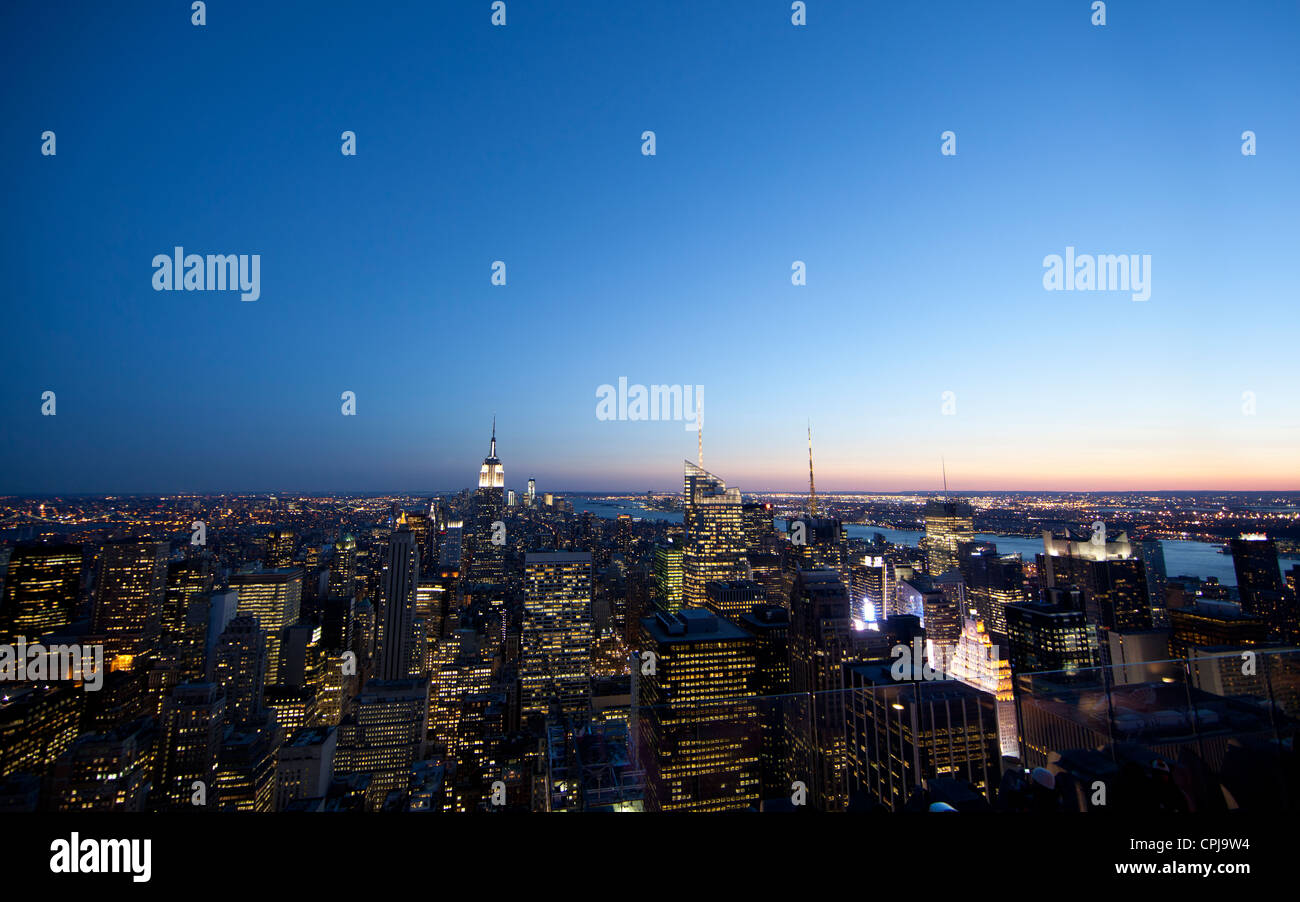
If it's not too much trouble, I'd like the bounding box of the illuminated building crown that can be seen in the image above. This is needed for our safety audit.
[479,419,504,489]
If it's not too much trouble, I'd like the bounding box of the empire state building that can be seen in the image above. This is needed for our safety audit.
[478,424,504,490]
[466,421,506,585]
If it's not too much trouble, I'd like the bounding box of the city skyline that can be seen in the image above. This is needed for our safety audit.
[5,1,1300,883]
[6,415,1300,495]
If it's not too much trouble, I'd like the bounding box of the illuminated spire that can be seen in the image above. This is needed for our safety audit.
[479,419,503,488]
[697,404,703,468]
[807,421,818,516]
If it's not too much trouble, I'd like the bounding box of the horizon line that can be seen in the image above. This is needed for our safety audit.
[5,487,1300,498]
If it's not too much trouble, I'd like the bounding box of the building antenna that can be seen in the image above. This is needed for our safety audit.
[697,402,704,468]
[808,421,818,517]
[941,456,948,499]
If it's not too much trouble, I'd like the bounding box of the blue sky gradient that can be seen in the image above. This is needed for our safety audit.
[2,1,1297,493]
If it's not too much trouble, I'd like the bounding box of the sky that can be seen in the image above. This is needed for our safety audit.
[1,1,1297,494]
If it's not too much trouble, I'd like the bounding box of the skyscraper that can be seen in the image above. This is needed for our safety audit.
[786,515,850,586]
[922,499,974,577]
[1231,534,1284,606]
[0,685,81,780]
[946,618,1017,757]
[637,608,760,811]
[213,615,268,725]
[704,579,765,625]
[275,726,337,811]
[787,568,862,811]
[376,528,420,680]
[1169,599,1269,656]
[1230,534,1296,641]
[465,423,506,585]
[737,603,792,801]
[158,682,224,809]
[327,535,357,600]
[846,662,1001,811]
[1004,592,1098,677]
[521,552,594,718]
[205,589,239,678]
[266,529,296,569]
[741,501,775,549]
[335,678,430,811]
[229,569,303,685]
[215,716,280,812]
[652,542,684,613]
[47,718,154,811]
[928,571,968,661]
[91,539,169,659]
[393,513,429,569]
[1135,538,1169,627]
[0,543,81,643]
[682,461,748,607]
[163,559,213,645]
[852,552,892,624]
[1038,527,1152,662]
[958,542,1025,638]
[437,522,463,571]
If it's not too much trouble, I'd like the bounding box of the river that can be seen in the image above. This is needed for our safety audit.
[571,499,1299,586]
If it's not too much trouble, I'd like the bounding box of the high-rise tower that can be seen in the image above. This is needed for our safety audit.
[229,570,303,685]
[0,543,81,643]
[1037,527,1152,662]
[638,608,760,811]
[92,539,169,659]
[478,419,504,490]
[521,552,594,718]
[465,422,506,586]
[682,461,748,607]
[327,535,357,600]
[376,528,421,680]
[922,500,974,577]
[1231,534,1296,642]
[787,569,862,811]
[214,615,269,725]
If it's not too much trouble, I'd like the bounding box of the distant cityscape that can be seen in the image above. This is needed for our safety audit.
[1,427,1297,813]
[6,6,1298,893]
